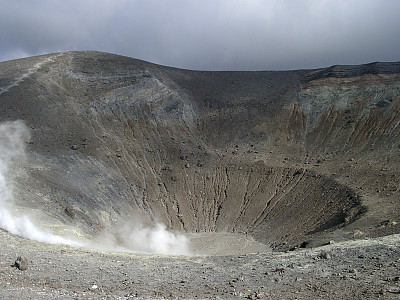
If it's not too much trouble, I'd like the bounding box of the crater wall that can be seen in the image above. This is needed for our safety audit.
[1,52,399,251]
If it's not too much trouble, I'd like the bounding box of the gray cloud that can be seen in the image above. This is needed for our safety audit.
[1,0,399,70]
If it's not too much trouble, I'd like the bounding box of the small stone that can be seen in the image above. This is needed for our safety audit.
[14,256,28,271]
[273,267,285,273]
[71,144,79,150]
[64,206,75,218]
[247,291,263,299]
[90,284,98,290]
[319,251,330,259]
[379,220,390,227]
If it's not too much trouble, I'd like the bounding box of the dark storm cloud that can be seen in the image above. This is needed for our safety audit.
[1,0,399,70]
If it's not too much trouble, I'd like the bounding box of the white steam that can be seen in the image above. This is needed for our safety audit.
[0,120,83,246]
[124,223,190,255]
[0,120,191,255]
[95,222,191,255]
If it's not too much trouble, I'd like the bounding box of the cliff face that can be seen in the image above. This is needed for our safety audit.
[1,51,399,250]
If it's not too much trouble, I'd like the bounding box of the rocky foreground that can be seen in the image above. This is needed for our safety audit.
[0,230,399,299]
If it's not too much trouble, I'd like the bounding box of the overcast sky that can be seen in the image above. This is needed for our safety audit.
[1,0,399,71]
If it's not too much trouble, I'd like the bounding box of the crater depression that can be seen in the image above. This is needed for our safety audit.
[1,51,399,254]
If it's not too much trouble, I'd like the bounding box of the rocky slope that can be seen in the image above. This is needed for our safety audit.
[0,52,400,249]
[0,51,399,252]
[1,51,400,299]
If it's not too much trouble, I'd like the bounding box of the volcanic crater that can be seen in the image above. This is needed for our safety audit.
[1,51,399,254]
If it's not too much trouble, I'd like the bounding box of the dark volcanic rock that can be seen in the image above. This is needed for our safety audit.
[14,256,28,271]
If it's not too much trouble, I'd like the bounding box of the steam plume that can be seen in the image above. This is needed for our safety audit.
[0,120,191,255]
[0,120,83,246]
[124,223,190,255]
[95,222,191,255]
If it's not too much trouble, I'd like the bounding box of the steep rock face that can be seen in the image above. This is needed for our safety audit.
[1,51,399,250]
